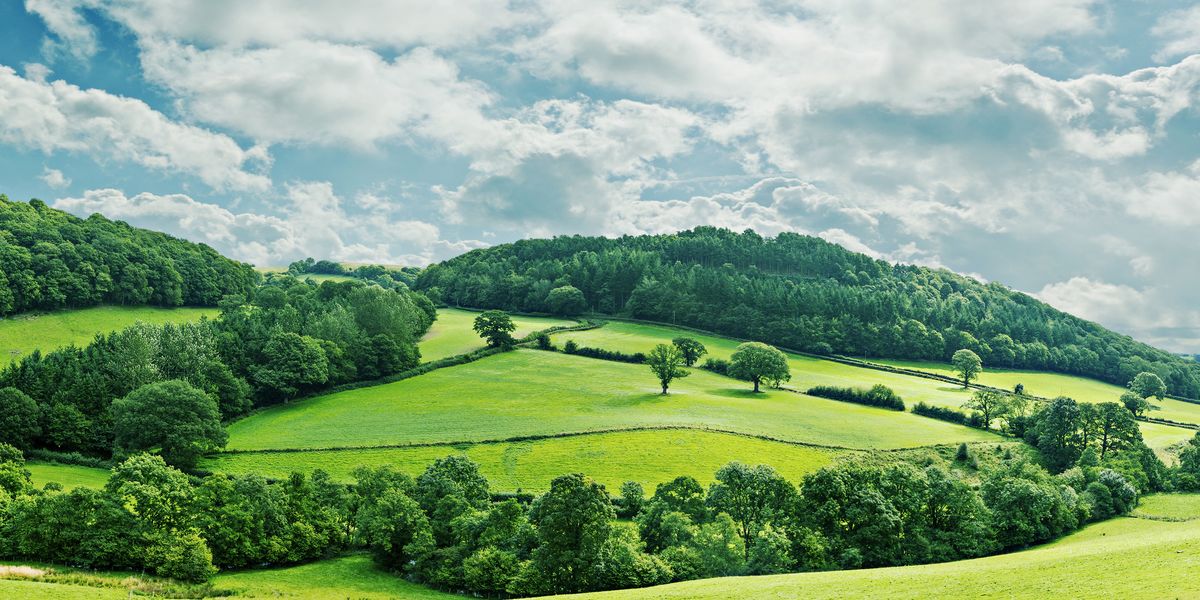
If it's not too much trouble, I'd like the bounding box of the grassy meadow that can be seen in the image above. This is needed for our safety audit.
[1132,493,1200,520]
[25,462,109,490]
[420,308,575,362]
[206,429,845,492]
[0,305,218,367]
[562,513,1200,599]
[224,349,999,452]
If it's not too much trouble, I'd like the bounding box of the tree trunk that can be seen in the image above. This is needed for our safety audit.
[661,383,668,395]
[753,378,760,393]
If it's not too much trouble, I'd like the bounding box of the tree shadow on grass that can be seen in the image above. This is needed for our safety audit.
[709,388,767,400]
[606,392,674,408]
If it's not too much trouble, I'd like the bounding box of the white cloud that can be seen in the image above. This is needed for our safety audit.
[1153,5,1200,62]
[24,0,97,61]
[1127,159,1200,228]
[39,166,70,189]
[0,65,270,191]
[53,185,464,266]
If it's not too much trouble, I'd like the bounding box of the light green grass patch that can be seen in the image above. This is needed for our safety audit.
[1133,494,1200,521]
[561,516,1200,599]
[420,308,575,362]
[554,321,978,412]
[0,306,218,367]
[226,349,998,452]
[205,429,844,492]
[25,462,109,490]
[0,579,127,599]
[872,358,1200,426]
[214,553,457,599]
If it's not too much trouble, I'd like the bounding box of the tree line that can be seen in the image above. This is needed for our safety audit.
[0,197,259,314]
[286,257,422,289]
[415,227,1200,397]
[1,418,1185,595]
[0,277,434,465]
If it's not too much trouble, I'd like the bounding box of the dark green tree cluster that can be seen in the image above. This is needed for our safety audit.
[1024,397,1157,480]
[0,278,434,460]
[415,227,1200,397]
[0,197,259,314]
[286,257,422,289]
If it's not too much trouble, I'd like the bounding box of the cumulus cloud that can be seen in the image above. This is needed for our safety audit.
[0,65,270,191]
[1153,5,1200,62]
[39,166,70,189]
[1035,277,1200,350]
[53,185,469,266]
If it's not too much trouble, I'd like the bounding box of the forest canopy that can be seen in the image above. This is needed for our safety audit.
[416,227,1200,397]
[0,196,259,313]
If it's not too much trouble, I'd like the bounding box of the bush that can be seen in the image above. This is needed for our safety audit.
[913,402,984,427]
[806,384,904,410]
[700,358,729,376]
[562,344,645,364]
[618,481,645,518]
[149,530,218,583]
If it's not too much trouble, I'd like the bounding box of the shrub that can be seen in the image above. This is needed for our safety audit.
[806,385,904,411]
[700,358,729,376]
[618,481,645,518]
[913,402,984,427]
[562,344,645,364]
[149,530,218,583]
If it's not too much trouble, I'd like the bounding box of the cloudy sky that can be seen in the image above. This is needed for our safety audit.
[1,1,1199,351]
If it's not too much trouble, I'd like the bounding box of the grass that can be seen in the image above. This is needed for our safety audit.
[0,579,127,599]
[420,308,576,362]
[0,305,218,366]
[561,513,1200,599]
[1133,494,1200,521]
[871,358,1200,427]
[554,321,979,411]
[214,552,457,599]
[225,349,999,452]
[25,461,109,490]
[204,429,845,493]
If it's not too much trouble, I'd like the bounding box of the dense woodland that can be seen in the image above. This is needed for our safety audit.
[416,227,1200,397]
[0,277,434,462]
[0,197,259,313]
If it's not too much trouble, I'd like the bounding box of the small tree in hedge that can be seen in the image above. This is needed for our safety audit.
[473,310,517,348]
[671,337,708,367]
[647,343,689,394]
[728,342,790,392]
[952,349,983,388]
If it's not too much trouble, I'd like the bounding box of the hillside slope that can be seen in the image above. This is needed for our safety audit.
[416,227,1200,397]
[0,195,259,313]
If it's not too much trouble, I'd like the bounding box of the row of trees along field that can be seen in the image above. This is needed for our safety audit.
[0,277,434,464]
[415,227,1200,397]
[1,413,1191,594]
[285,257,422,289]
[0,197,259,313]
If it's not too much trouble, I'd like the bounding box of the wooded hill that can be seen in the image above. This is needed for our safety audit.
[0,196,259,313]
[416,227,1200,398]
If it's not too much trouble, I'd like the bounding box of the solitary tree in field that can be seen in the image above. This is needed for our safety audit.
[473,310,517,348]
[963,389,1008,430]
[728,342,790,393]
[647,343,689,394]
[111,380,227,469]
[672,337,708,367]
[1129,372,1167,401]
[1120,391,1151,417]
[951,349,982,388]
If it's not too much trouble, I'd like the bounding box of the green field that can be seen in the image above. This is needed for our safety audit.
[1133,494,1200,521]
[225,349,998,452]
[420,308,575,362]
[214,553,457,599]
[25,462,109,490]
[872,358,1200,426]
[205,429,844,492]
[562,514,1200,599]
[0,305,218,366]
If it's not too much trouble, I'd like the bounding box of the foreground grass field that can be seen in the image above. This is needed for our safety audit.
[205,429,845,492]
[562,513,1200,599]
[225,349,999,452]
[25,462,109,490]
[0,305,218,366]
[420,308,575,362]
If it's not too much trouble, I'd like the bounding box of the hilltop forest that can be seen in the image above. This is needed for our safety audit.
[416,227,1200,397]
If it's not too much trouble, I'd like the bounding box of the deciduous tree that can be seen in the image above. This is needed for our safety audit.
[728,342,790,392]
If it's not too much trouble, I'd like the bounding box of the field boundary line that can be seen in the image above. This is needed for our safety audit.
[213,424,1016,457]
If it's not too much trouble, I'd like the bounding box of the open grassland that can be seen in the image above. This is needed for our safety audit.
[0,579,126,599]
[214,553,457,599]
[1138,421,1197,463]
[226,350,999,452]
[553,321,977,409]
[25,462,109,490]
[872,358,1200,426]
[562,514,1200,600]
[205,429,844,492]
[1133,494,1200,521]
[421,308,576,362]
[0,305,217,367]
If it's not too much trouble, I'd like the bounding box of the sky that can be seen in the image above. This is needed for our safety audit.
[1,1,1199,352]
